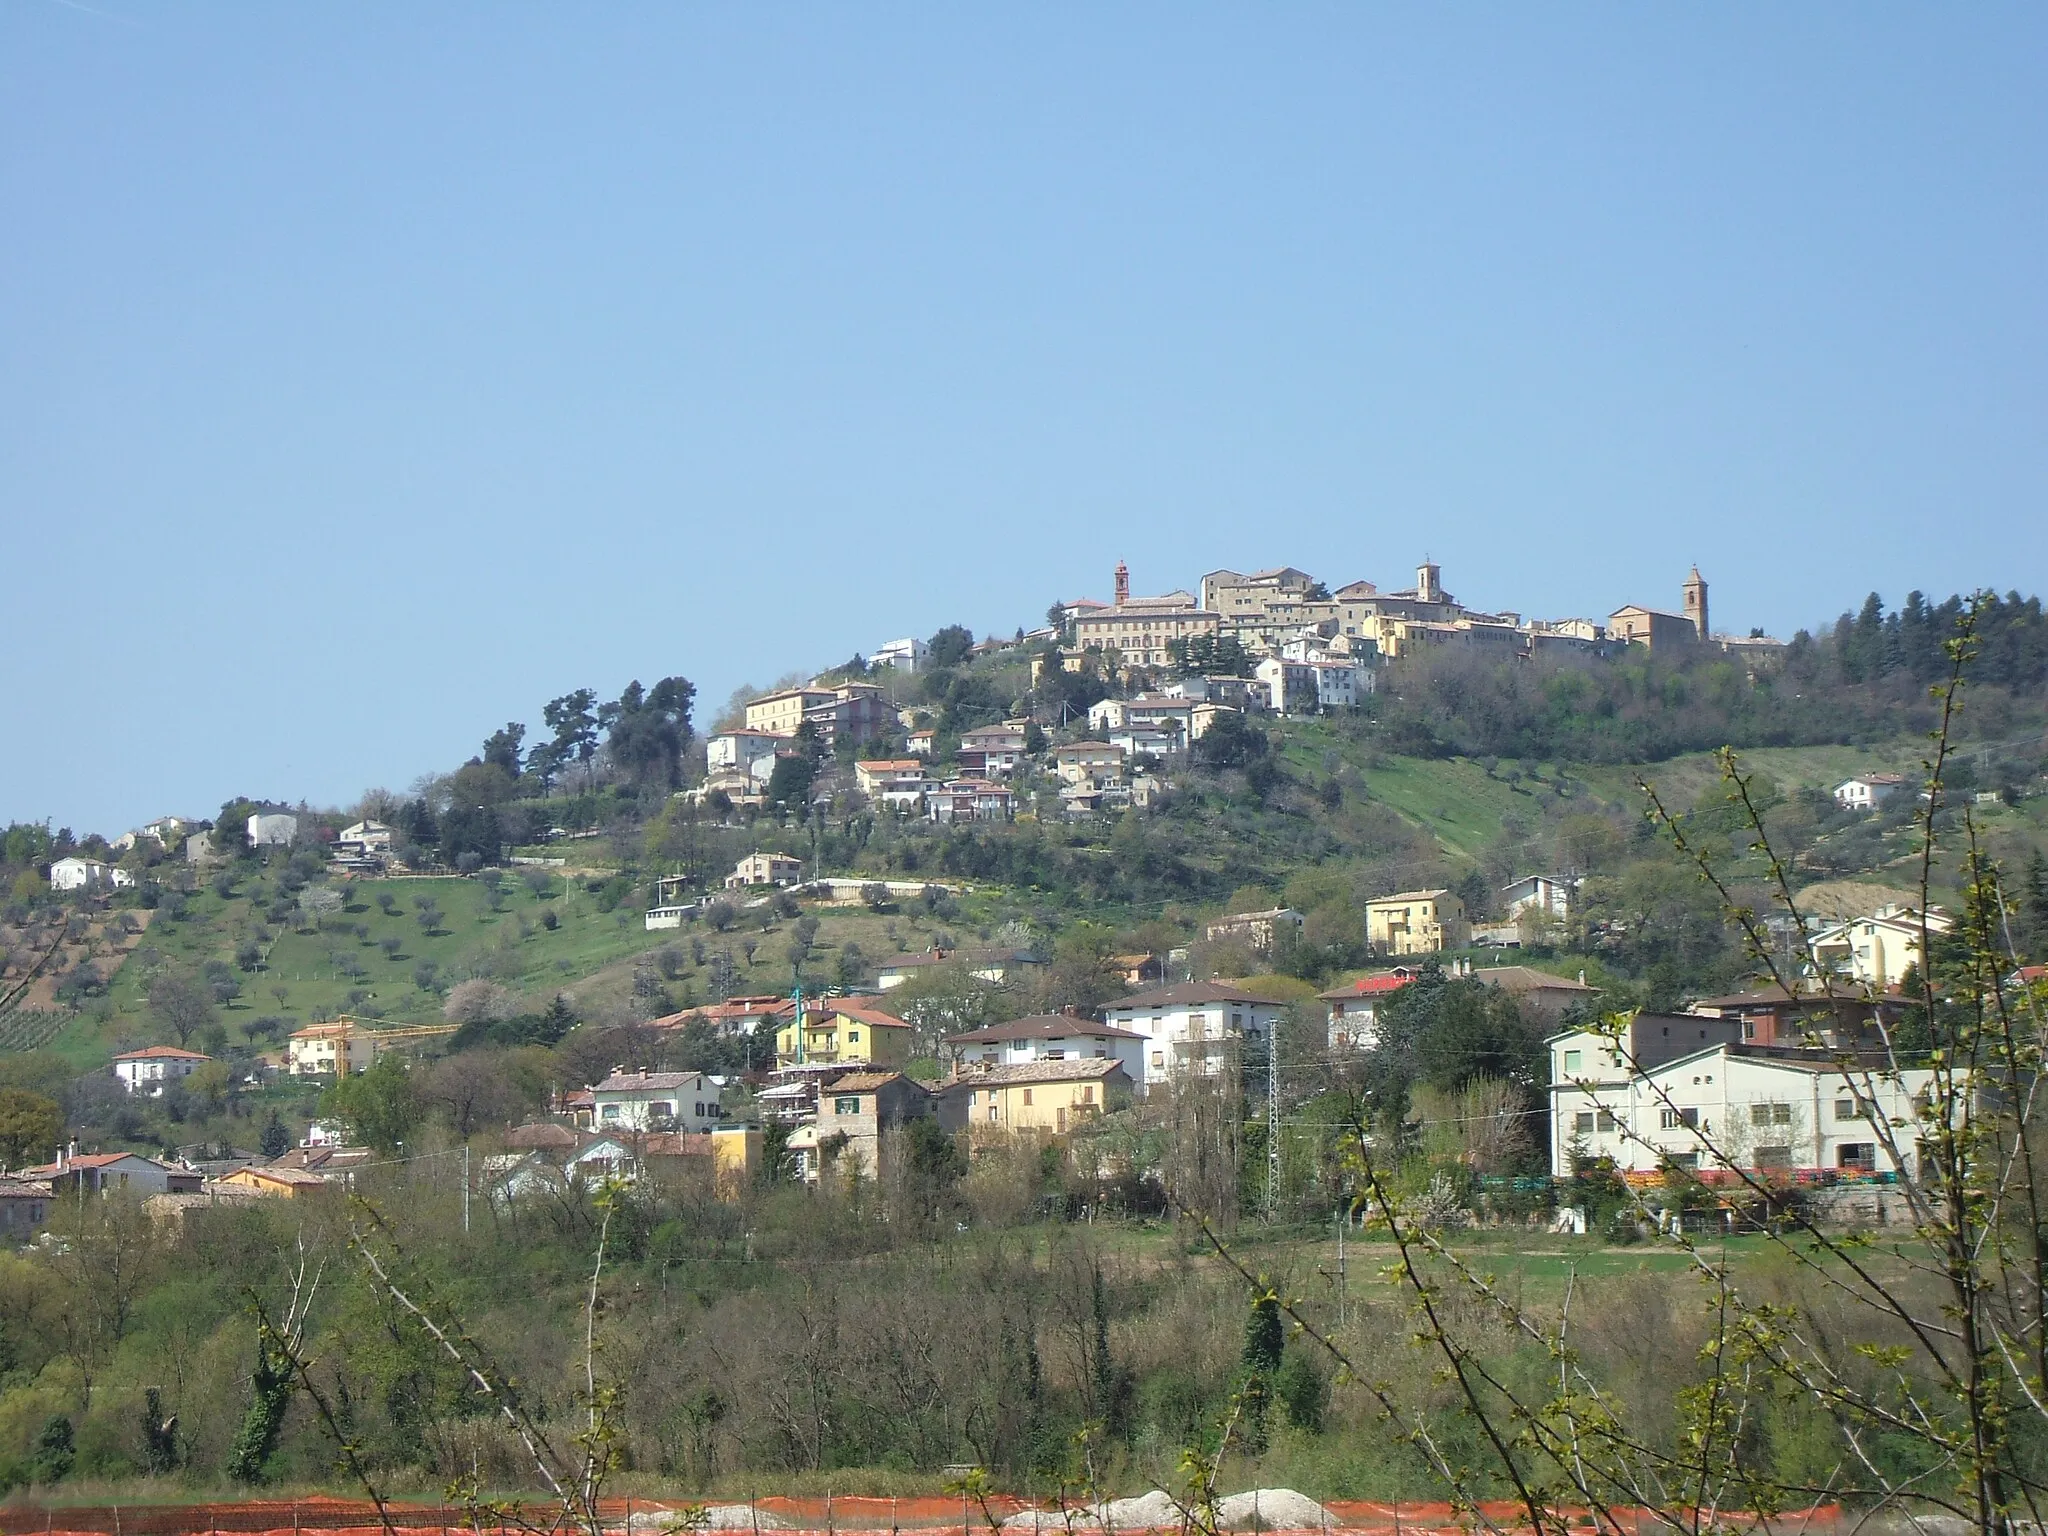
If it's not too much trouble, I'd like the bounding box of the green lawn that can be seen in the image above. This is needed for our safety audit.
[48,873,1021,1065]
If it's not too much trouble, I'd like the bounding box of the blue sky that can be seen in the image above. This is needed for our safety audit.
[3,5,2043,834]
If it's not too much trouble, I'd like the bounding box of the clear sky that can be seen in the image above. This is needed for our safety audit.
[4,5,2043,835]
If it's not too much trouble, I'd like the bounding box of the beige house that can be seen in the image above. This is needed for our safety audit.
[286,1022,376,1077]
[1366,890,1470,955]
[1202,907,1305,955]
[744,687,835,736]
[940,1058,1133,1135]
[1053,741,1126,786]
[1808,905,1953,990]
[727,852,804,888]
[285,1019,456,1077]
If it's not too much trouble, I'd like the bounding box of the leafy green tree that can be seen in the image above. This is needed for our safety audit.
[319,1054,421,1153]
[481,721,526,776]
[542,688,601,792]
[602,676,696,789]
[0,1087,63,1166]
[32,1414,75,1483]
[259,1113,291,1159]
[927,625,975,670]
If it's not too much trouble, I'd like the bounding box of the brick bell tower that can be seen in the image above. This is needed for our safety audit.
[1683,566,1709,641]
[1114,560,1130,606]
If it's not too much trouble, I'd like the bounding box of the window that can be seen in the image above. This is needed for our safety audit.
[834,1096,860,1115]
[1045,1049,1065,1060]
[1082,1086,1094,1104]
[1151,1052,1164,1069]
[600,1105,620,1120]
[651,1102,674,1120]
[1575,1111,1596,1134]
[1022,1089,1034,1106]
[848,1030,860,1043]
[1754,1146,1793,1168]
[1751,1103,1793,1126]
[1597,1110,1620,1133]
[1835,1098,1858,1121]
[1562,1050,1582,1074]
[1837,1143,1877,1172]
[1660,1107,1700,1130]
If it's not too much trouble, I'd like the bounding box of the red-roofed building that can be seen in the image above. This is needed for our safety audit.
[112,1045,211,1096]
[651,995,797,1040]
[1318,968,1422,1050]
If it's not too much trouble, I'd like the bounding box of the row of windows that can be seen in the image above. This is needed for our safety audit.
[1580,1102,1876,1136]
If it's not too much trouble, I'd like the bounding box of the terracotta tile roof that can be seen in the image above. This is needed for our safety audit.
[943,1058,1130,1088]
[1473,966,1597,994]
[232,1166,329,1188]
[825,1071,924,1094]
[1317,973,1417,1001]
[113,1045,211,1061]
[945,1014,1143,1044]
[816,1001,912,1030]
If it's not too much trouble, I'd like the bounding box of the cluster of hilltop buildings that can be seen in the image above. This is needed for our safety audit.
[692,559,1782,817]
[1041,559,1783,677]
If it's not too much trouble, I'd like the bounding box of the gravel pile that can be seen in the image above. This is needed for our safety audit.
[622,1505,792,1531]
[1216,1490,1333,1529]
[1002,1489,1331,1531]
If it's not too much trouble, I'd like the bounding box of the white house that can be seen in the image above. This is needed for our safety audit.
[112,1045,211,1095]
[942,1013,1146,1082]
[1548,1030,1954,1180]
[248,813,299,847]
[873,637,928,672]
[1809,905,1953,990]
[335,820,394,856]
[1253,657,1318,713]
[1501,875,1575,922]
[49,856,131,893]
[1834,774,1907,811]
[1107,723,1184,760]
[1309,661,1362,709]
[707,730,787,777]
[1087,695,1196,737]
[1102,981,1291,1092]
[587,1069,725,1132]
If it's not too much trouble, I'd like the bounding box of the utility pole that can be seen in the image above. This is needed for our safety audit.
[1265,1029,1281,1221]
[462,1144,470,1235]
[1335,1197,1348,1330]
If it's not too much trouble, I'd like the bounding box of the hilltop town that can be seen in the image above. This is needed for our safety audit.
[0,561,2045,1504]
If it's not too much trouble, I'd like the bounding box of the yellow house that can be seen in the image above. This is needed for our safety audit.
[285,1018,458,1076]
[941,1058,1134,1136]
[774,1000,914,1070]
[1365,890,1470,956]
[219,1165,330,1198]
[709,1124,761,1197]
[744,687,834,736]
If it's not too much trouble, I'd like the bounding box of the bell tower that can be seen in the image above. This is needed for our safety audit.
[1114,560,1130,606]
[1683,566,1709,641]
[1416,559,1442,605]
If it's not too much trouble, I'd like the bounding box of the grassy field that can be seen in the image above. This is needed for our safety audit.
[43,872,1025,1065]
